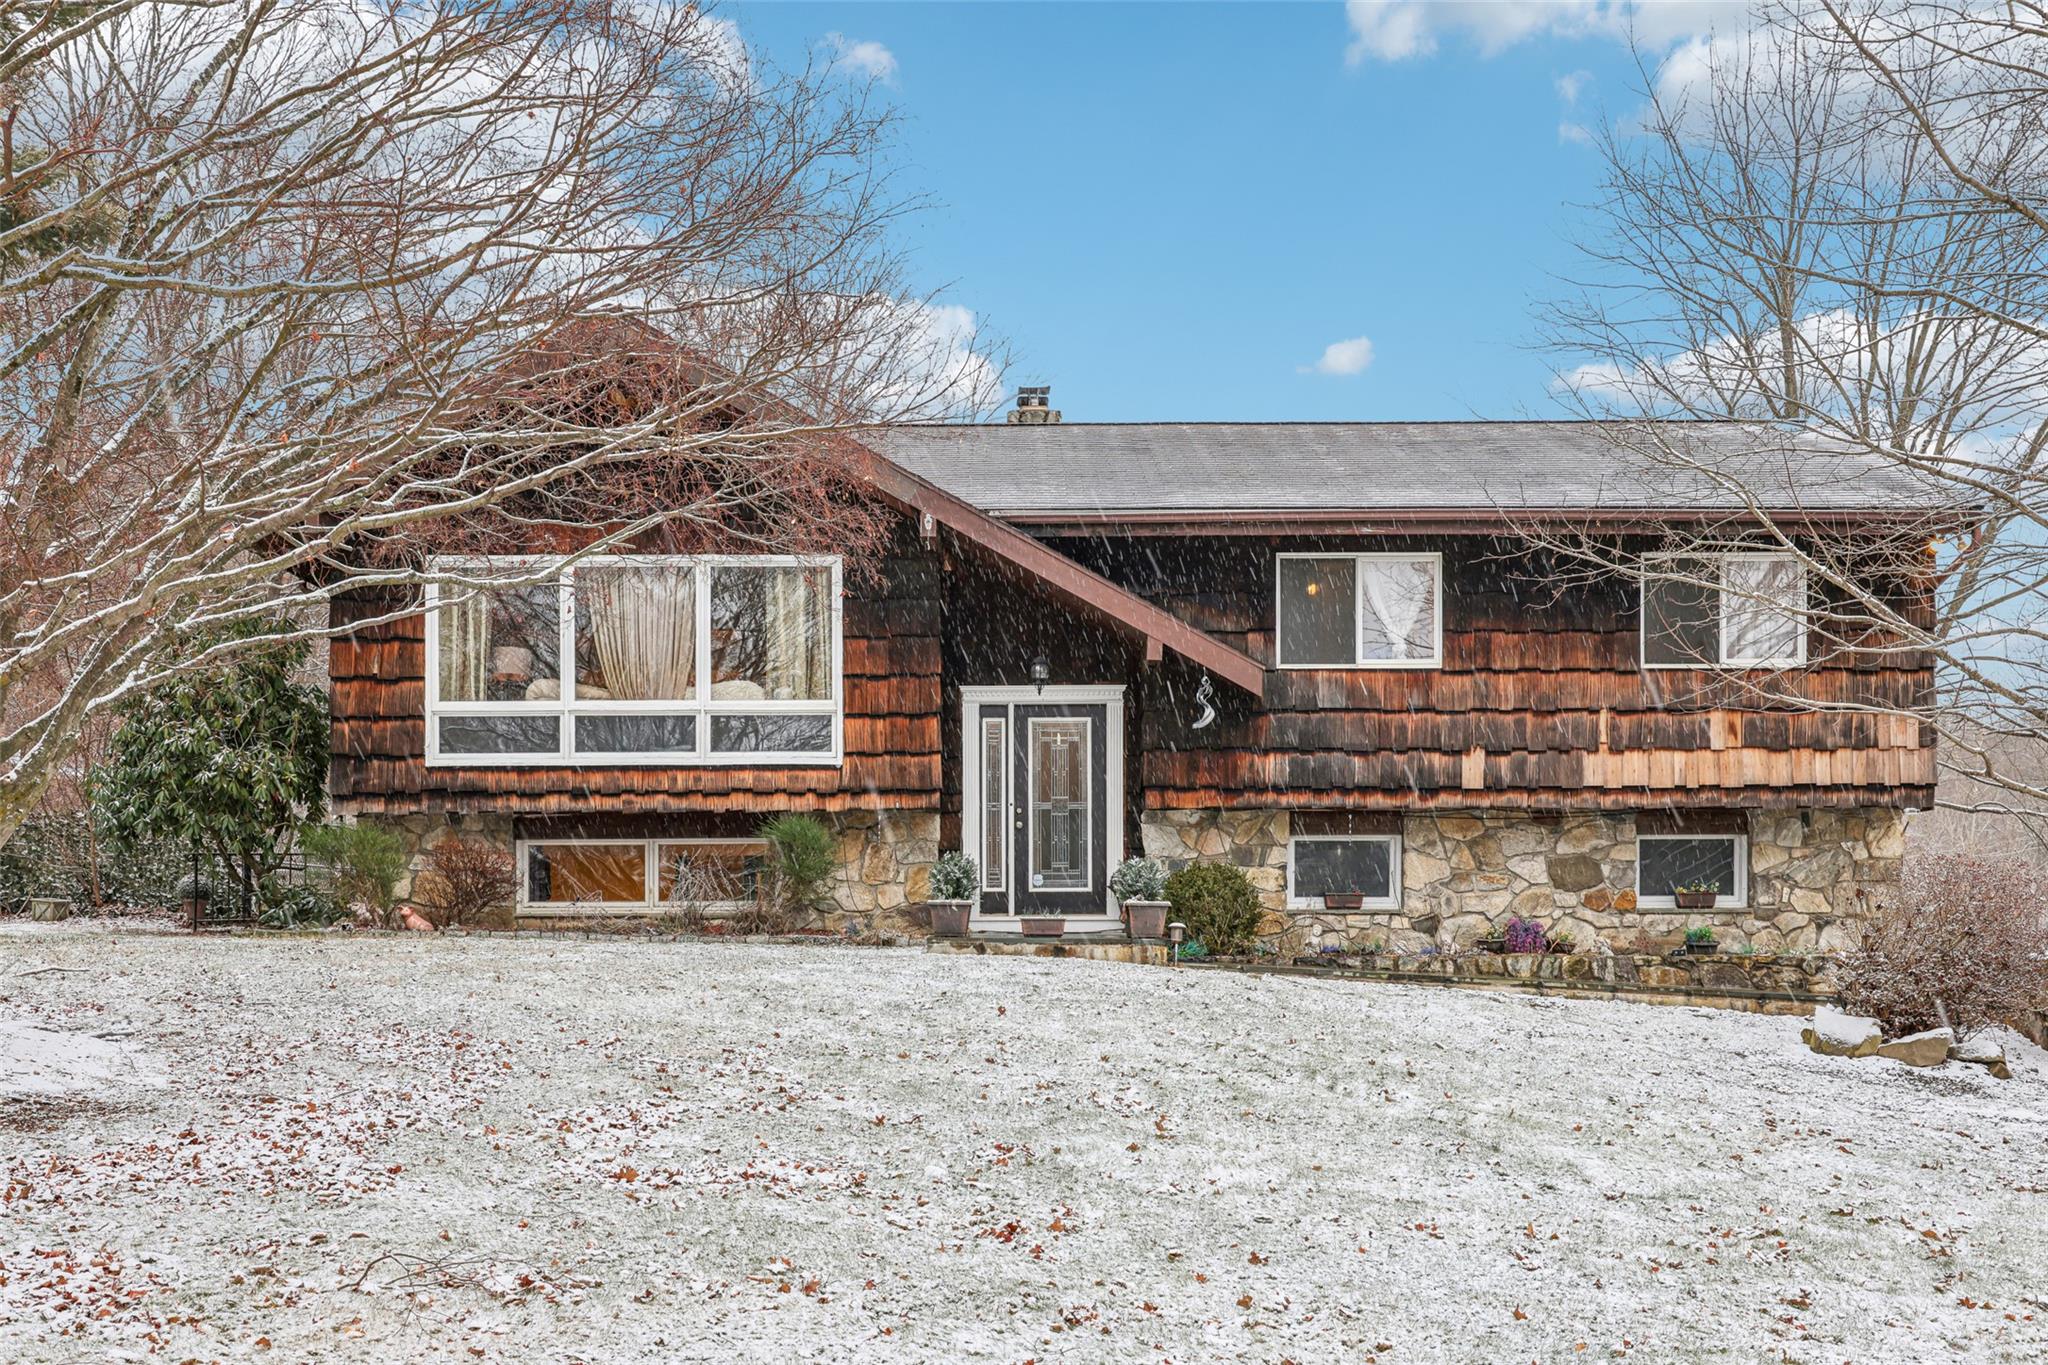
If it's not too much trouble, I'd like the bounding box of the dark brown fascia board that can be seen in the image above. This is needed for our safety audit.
[1003,506,1969,537]
[848,448,1267,698]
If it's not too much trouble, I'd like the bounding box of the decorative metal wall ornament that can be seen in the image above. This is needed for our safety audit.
[1190,674,1217,730]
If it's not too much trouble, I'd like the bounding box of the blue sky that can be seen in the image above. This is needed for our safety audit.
[731,2,1745,421]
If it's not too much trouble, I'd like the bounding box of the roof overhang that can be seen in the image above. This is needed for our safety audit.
[992,506,1968,536]
[845,446,1266,698]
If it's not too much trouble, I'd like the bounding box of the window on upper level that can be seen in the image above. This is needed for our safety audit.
[1275,553,1442,669]
[425,555,841,766]
[1641,553,1807,669]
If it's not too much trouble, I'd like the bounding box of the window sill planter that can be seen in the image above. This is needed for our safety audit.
[1021,916,1066,938]
[925,901,972,938]
[1673,891,1720,910]
[1122,900,1169,940]
[1322,892,1367,911]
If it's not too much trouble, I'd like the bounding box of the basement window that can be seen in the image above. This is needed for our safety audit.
[1636,834,1748,909]
[1641,553,1807,668]
[1276,553,1442,668]
[520,838,768,913]
[1287,834,1402,909]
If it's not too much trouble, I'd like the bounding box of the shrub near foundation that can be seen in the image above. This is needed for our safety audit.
[1839,854,2048,1041]
[1163,862,1262,957]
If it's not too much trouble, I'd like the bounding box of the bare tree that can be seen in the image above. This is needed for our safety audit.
[1538,0,2048,836]
[0,0,1000,843]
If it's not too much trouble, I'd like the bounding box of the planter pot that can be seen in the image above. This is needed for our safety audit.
[1322,892,1367,911]
[1681,940,1720,956]
[1475,937,1508,954]
[1673,891,1720,910]
[1020,916,1065,938]
[25,897,72,923]
[1123,900,1169,940]
[926,900,971,938]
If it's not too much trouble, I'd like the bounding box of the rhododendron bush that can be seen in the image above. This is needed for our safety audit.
[1839,855,2048,1040]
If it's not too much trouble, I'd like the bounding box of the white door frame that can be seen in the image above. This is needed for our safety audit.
[961,685,1125,928]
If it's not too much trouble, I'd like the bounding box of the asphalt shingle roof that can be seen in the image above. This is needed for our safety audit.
[870,421,1935,518]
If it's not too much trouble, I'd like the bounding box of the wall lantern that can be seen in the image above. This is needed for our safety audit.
[1029,653,1051,694]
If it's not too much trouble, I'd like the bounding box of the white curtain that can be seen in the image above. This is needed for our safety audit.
[586,565,696,699]
[1723,557,1805,662]
[1360,558,1436,660]
[438,590,490,701]
[765,567,827,699]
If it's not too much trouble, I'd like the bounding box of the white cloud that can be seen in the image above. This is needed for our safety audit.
[1555,68,1593,104]
[824,32,898,84]
[1558,120,1594,144]
[1303,335,1376,377]
[1345,1,1745,66]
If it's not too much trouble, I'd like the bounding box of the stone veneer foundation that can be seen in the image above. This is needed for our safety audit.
[1140,807,1904,956]
[368,809,939,935]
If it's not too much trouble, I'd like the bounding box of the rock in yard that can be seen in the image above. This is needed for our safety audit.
[1877,1027,1953,1068]
[1950,1034,2013,1080]
[1804,1006,1882,1058]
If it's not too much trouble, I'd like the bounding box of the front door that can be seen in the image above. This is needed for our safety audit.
[1011,703,1109,916]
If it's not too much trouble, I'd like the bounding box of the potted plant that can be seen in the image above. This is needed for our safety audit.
[1681,924,1720,955]
[1544,930,1577,955]
[1673,879,1720,911]
[1110,857,1171,940]
[1474,924,1508,954]
[1322,891,1366,911]
[1020,915,1066,938]
[1503,915,1547,955]
[924,852,978,938]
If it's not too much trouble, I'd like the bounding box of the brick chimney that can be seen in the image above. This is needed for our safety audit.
[1007,385,1060,424]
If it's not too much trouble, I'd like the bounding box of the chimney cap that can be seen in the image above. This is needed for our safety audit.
[1007,384,1060,424]
[1017,385,1050,406]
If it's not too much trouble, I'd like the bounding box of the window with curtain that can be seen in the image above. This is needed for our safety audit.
[427,555,841,765]
[1642,553,1807,668]
[1276,553,1442,667]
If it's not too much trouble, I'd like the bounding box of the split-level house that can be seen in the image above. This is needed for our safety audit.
[327,394,1938,952]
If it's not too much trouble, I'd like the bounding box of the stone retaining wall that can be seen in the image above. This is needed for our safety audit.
[1140,806,1903,957]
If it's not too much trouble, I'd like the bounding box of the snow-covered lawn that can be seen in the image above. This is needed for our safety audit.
[3,926,2046,1362]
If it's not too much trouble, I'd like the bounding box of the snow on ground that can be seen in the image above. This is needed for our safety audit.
[1,927,2045,1363]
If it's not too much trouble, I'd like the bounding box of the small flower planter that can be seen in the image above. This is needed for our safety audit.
[1475,936,1508,954]
[1673,890,1720,910]
[1322,892,1366,911]
[1021,916,1065,938]
[1679,938,1721,956]
[925,900,971,938]
[1122,899,1169,940]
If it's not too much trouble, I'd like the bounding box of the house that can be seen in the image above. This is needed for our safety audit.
[327,394,1939,952]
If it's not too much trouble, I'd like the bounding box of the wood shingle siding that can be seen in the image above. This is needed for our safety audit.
[327,523,943,815]
[1047,535,1935,813]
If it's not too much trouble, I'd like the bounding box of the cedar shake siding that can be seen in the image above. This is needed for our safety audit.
[1046,534,1936,814]
[327,522,943,816]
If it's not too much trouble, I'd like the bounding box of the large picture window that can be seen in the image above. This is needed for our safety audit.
[1641,553,1807,668]
[426,556,841,766]
[520,838,768,913]
[1636,834,1747,909]
[1276,553,1442,668]
[1287,834,1402,909]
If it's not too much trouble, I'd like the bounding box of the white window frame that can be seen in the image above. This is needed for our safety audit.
[516,836,769,915]
[1639,552,1808,670]
[1635,832,1749,910]
[1274,552,1444,670]
[1286,833,1403,910]
[424,554,843,767]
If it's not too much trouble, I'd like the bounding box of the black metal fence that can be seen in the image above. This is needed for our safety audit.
[181,847,309,929]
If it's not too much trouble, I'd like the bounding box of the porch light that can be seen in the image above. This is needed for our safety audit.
[1029,653,1051,694]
